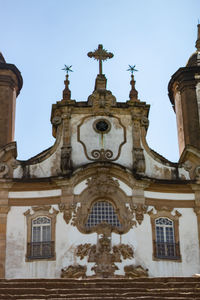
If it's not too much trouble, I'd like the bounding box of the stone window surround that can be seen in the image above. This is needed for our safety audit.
[148,206,182,262]
[24,205,58,262]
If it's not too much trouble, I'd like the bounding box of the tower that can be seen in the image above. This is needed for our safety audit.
[0,53,22,147]
[168,25,200,155]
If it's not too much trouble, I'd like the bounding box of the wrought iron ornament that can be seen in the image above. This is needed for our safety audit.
[62,65,73,75]
[88,44,114,75]
[127,65,138,75]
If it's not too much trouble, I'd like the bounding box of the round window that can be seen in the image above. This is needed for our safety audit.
[93,119,111,134]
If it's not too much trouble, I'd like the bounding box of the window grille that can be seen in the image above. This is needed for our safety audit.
[155,217,180,259]
[86,201,121,229]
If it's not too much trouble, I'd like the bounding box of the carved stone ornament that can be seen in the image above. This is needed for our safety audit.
[124,265,149,278]
[130,204,148,225]
[133,148,145,174]
[86,173,119,196]
[76,234,134,278]
[71,198,136,235]
[61,264,87,279]
[87,89,116,109]
[0,163,9,178]
[60,145,73,175]
[195,166,200,180]
[0,142,18,178]
[70,172,138,234]
[52,115,62,126]
[59,203,76,224]
[141,116,149,129]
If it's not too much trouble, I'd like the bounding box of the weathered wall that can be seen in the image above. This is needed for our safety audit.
[5,203,199,278]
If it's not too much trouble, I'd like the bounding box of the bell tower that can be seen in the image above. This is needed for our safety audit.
[168,25,200,155]
[0,53,23,147]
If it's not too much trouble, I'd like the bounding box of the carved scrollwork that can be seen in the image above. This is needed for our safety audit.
[124,265,148,278]
[59,203,76,224]
[130,204,148,225]
[60,146,73,175]
[61,264,87,279]
[52,116,62,126]
[76,243,92,260]
[195,166,200,180]
[133,148,145,174]
[71,173,137,234]
[76,234,134,278]
[86,173,119,196]
[0,163,9,178]
[113,244,134,260]
[91,149,113,160]
[141,116,149,129]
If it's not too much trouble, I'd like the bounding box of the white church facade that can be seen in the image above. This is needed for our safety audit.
[0,26,200,279]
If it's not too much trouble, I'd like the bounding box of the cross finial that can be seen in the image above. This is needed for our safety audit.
[88,44,114,75]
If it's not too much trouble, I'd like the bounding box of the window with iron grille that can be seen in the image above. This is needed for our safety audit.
[155,217,180,259]
[27,216,54,259]
[86,201,121,229]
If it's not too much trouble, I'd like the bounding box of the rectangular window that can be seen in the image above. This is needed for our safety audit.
[155,217,180,260]
[27,216,54,259]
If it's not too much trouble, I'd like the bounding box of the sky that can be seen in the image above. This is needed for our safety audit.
[1,0,200,162]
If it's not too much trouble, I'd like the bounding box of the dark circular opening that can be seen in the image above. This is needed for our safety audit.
[96,120,109,132]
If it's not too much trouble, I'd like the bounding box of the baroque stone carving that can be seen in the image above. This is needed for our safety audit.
[86,173,119,196]
[61,264,87,279]
[59,203,76,224]
[60,145,73,175]
[52,116,62,126]
[124,265,148,278]
[0,163,9,178]
[76,243,92,260]
[113,244,134,260]
[0,142,18,178]
[133,148,145,174]
[130,204,148,225]
[76,234,134,278]
[70,173,138,234]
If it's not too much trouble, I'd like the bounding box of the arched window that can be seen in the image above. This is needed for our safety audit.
[86,201,121,229]
[155,217,177,259]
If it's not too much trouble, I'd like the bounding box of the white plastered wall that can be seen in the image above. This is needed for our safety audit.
[5,184,200,278]
[71,114,133,169]
[13,142,62,179]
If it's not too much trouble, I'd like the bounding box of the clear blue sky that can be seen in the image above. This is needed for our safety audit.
[1,0,200,162]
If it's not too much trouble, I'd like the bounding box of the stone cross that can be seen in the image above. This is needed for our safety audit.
[88,44,114,75]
